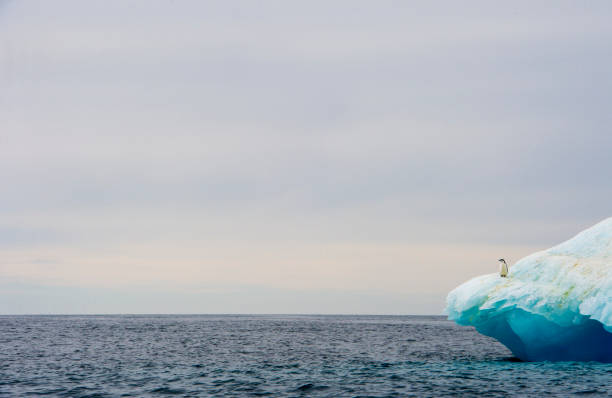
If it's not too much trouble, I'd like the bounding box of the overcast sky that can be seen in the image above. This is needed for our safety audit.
[1,0,611,314]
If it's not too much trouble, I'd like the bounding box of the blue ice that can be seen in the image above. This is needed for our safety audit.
[446,218,612,362]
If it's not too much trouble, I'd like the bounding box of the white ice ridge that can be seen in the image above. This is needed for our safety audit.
[446,217,612,362]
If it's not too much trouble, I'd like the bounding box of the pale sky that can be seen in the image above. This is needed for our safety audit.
[1,0,611,314]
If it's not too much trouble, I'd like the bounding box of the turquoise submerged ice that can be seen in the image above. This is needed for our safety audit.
[446,218,612,362]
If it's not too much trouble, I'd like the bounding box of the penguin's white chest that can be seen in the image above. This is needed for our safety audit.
[500,262,509,277]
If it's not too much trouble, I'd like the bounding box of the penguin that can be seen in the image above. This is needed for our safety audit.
[498,258,509,277]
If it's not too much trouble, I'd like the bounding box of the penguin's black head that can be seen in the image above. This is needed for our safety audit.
[498,258,506,263]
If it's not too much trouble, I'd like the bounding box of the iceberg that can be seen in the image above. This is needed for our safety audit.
[446,218,612,362]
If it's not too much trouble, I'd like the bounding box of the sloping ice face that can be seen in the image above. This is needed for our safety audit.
[446,218,612,362]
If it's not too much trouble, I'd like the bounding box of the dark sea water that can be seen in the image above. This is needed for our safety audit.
[1,315,611,397]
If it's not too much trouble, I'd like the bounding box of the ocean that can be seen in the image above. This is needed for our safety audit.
[1,315,610,397]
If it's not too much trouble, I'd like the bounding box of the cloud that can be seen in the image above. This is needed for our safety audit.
[1,0,611,313]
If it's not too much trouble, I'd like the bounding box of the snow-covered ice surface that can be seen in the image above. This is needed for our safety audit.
[446,218,612,362]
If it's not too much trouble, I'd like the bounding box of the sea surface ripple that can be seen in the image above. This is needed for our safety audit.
[1,315,611,397]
